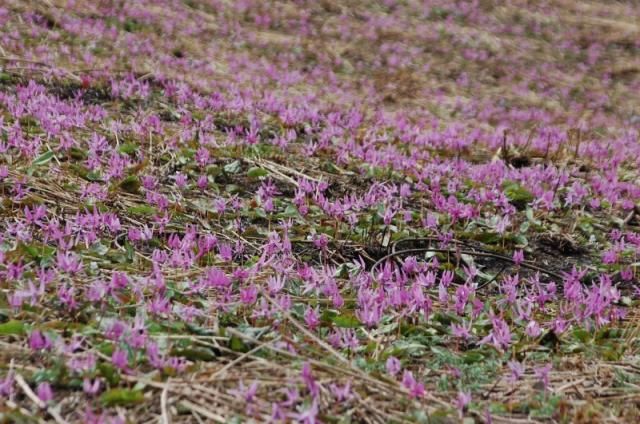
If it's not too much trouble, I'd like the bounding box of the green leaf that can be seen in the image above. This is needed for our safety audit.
[462,350,485,364]
[125,241,135,262]
[86,171,103,182]
[279,204,301,219]
[123,19,142,33]
[33,362,66,384]
[100,388,144,406]
[119,175,141,194]
[602,346,622,361]
[224,160,241,174]
[430,345,455,359]
[127,205,157,216]
[229,335,249,353]
[206,164,221,177]
[331,314,361,328]
[247,167,268,178]
[90,242,109,256]
[19,243,56,263]
[525,207,540,224]
[225,184,242,194]
[503,181,534,209]
[32,150,55,166]
[572,329,591,343]
[472,231,501,245]
[69,147,88,160]
[172,347,217,362]
[117,143,138,155]
[0,320,27,336]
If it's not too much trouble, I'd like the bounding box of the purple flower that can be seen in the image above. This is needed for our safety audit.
[230,380,259,404]
[218,243,233,262]
[507,360,524,384]
[197,174,208,190]
[83,378,101,396]
[402,371,425,398]
[301,363,319,398]
[0,372,14,397]
[304,306,320,330]
[203,267,230,288]
[240,285,258,305]
[312,233,329,250]
[36,382,53,403]
[174,173,187,189]
[141,175,157,190]
[479,314,512,351]
[266,275,285,294]
[195,147,210,167]
[356,298,382,328]
[534,363,552,391]
[513,249,524,266]
[525,320,542,338]
[386,356,401,376]
[56,251,82,274]
[111,348,129,371]
[440,270,454,287]
[329,381,352,401]
[290,399,319,424]
[109,272,129,292]
[451,321,472,340]
[602,249,618,265]
[456,391,471,417]
[29,330,51,351]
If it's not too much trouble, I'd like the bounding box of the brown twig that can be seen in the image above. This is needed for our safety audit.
[371,247,564,282]
[14,373,68,424]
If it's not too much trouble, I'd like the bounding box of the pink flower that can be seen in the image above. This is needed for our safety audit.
[304,306,320,330]
[456,391,471,417]
[290,399,319,424]
[312,233,329,250]
[0,372,14,396]
[479,314,512,351]
[111,348,128,371]
[386,356,401,376]
[507,360,524,384]
[451,321,472,340]
[109,272,129,291]
[402,371,425,398]
[230,380,259,403]
[240,285,258,305]
[174,173,187,189]
[301,363,319,398]
[203,267,230,288]
[141,175,157,190]
[513,249,524,266]
[197,174,208,190]
[525,320,542,338]
[602,249,618,265]
[534,363,552,391]
[36,382,53,403]
[29,330,51,351]
[56,251,82,274]
[195,147,210,167]
[83,378,101,396]
[329,381,352,401]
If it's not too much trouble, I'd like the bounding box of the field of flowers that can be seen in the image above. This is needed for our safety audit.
[1,0,640,422]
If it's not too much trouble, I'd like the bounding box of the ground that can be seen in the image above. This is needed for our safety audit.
[1,0,640,423]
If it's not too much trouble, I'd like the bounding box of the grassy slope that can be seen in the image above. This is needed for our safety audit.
[1,0,640,422]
